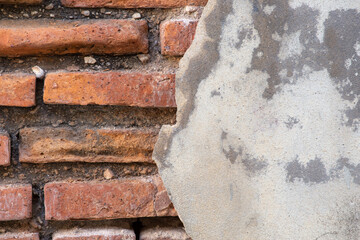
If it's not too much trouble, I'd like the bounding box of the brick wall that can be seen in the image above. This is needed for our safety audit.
[0,0,203,239]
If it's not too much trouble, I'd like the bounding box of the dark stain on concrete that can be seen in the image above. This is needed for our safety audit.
[286,157,329,183]
[241,155,268,175]
[223,145,240,164]
[221,130,267,173]
[287,157,360,185]
[211,90,221,97]
[331,158,360,185]
[284,116,300,129]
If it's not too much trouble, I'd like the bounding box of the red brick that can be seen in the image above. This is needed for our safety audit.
[0,20,148,57]
[43,72,176,108]
[0,74,36,107]
[61,0,207,8]
[140,228,191,240]
[44,175,176,220]
[0,233,39,240]
[19,127,159,164]
[0,133,10,166]
[0,0,41,4]
[53,229,135,240]
[0,184,32,221]
[160,20,198,56]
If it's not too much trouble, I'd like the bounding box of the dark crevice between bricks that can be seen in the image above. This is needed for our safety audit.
[132,219,143,240]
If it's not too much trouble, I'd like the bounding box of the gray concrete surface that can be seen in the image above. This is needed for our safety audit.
[153,0,360,239]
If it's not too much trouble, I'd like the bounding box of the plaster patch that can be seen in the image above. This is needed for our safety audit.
[153,0,360,239]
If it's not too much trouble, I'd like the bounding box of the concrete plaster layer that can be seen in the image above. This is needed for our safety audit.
[153,0,360,239]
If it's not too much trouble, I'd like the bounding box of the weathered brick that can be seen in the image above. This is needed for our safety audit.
[19,127,159,164]
[0,74,36,107]
[44,175,176,220]
[0,20,148,57]
[140,228,191,240]
[61,0,207,8]
[0,233,39,240]
[0,184,32,221]
[0,0,41,4]
[160,20,198,56]
[53,229,135,240]
[0,133,10,166]
[43,72,176,108]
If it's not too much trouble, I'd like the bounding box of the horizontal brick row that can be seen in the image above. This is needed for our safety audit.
[0,0,41,4]
[61,0,207,8]
[0,74,36,107]
[0,229,189,240]
[44,72,176,107]
[53,229,135,240]
[140,228,191,240]
[44,175,176,220]
[0,176,175,222]
[0,71,175,108]
[0,18,195,58]
[19,127,159,164]
[0,184,32,221]
[0,20,148,57]
[161,20,198,56]
[0,233,39,240]
[0,0,207,7]
[0,133,10,166]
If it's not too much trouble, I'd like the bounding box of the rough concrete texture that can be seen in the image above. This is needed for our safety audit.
[153,0,360,239]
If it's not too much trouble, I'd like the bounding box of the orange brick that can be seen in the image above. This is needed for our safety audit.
[160,20,198,56]
[53,229,135,240]
[0,0,41,4]
[0,133,10,166]
[44,176,176,220]
[140,228,191,240]
[0,20,148,57]
[61,0,207,8]
[19,127,159,164]
[43,72,176,108]
[0,184,32,221]
[0,233,39,240]
[0,74,36,107]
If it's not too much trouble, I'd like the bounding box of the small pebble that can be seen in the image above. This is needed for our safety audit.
[104,169,115,179]
[45,3,54,10]
[185,6,198,13]
[137,54,150,64]
[84,56,96,64]
[32,66,45,79]
[50,13,55,18]
[31,11,38,15]
[132,13,141,19]
[81,10,90,16]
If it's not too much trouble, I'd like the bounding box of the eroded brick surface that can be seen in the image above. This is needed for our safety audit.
[53,228,135,240]
[19,127,159,164]
[61,0,207,8]
[0,184,32,221]
[43,72,175,107]
[0,20,148,57]
[0,233,39,240]
[160,20,198,56]
[0,74,36,107]
[0,133,10,166]
[44,176,176,220]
